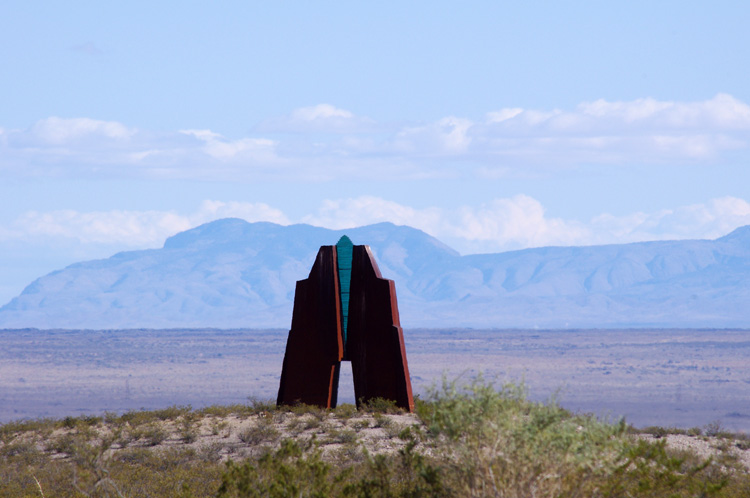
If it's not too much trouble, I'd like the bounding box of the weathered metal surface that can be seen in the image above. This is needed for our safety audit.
[276,246,343,408]
[346,245,415,412]
[277,239,414,412]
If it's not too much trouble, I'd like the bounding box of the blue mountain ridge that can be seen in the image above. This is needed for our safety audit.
[1,219,749,329]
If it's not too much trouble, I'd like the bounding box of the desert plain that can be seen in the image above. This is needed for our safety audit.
[1,328,748,432]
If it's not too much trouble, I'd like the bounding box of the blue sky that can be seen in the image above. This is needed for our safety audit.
[2,1,750,305]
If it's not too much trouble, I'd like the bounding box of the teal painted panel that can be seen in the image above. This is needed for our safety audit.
[336,235,353,348]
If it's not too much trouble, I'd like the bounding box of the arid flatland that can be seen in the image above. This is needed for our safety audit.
[1,328,749,432]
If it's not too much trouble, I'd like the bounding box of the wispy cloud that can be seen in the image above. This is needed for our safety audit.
[469,93,750,165]
[4,201,289,247]
[29,117,135,145]
[12,209,191,246]
[302,195,590,253]
[4,196,749,254]
[2,95,748,181]
[257,104,378,133]
[590,196,750,243]
[179,130,277,161]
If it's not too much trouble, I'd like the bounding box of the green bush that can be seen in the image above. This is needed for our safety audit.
[361,397,402,414]
[217,439,336,498]
[238,418,280,446]
[334,403,357,419]
[416,376,627,497]
[601,438,729,497]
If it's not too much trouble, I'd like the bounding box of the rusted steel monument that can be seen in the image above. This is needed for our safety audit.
[277,236,415,412]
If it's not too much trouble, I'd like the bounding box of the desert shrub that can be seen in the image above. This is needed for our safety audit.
[0,439,43,463]
[601,438,729,497]
[688,426,703,436]
[361,397,402,414]
[416,376,744,498]
[181,427,198,444]
[247,398,277,415]
[238,418,280,446]
[45,433,80,455]
[199,403,257,418]
[350,419,370,431]
[217,433,440,498]
[210,418,230,437]
[61,414,102,430]
[334,403,357,419]
[416,376,628,497]
[284,416,306,436]
[116,405,192,428]
[287,403,328,420]
[704,419,727,438]
[303,417,323,431]
[0,418,56,443]
[371,413,392,429]
[343,439,445,498]
[130,423,169,446]
[108,447,223,497]
[217,439,336,498]
[153,405,193,420]
[179,412,201,443]
[1,440,224,497]
[641,425,670,438]
[326,428,359,446]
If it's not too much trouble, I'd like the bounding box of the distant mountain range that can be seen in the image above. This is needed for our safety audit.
[2,219,749,329]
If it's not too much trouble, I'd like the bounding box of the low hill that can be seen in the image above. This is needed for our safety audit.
[1,392,748,497]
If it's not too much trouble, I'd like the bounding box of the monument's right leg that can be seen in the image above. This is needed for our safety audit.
[347,247,415,412]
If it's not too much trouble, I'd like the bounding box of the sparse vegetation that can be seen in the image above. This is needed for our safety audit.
[238,420,280,446]
[1,380,749,497]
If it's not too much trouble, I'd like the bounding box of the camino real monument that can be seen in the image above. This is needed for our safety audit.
[277,236,415,412]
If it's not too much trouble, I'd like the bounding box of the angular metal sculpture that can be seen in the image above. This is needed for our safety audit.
[277,236,415,412]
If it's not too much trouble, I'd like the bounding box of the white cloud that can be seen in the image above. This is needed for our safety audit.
[192,200,290,226]
[590,196,750,243]
[303,195,589,253]
[4,201,291,247]
[303,195,750,254]
[495,94,750,132]
[257,104,376,133]
[302,196,443,230]
[29,117,135,145]
[3,196,750,255]
[450,196,589,249]
[395,117,473,154]
[291,104,354,121]
[0,119,285,179]
[475,94,750,163]
[486,108,523,123]
[578,97,673,123]
[180,129,277,161]
[13,209,191,246]
[2,95,749,181]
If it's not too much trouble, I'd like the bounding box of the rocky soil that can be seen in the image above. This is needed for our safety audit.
[3,407,749,471]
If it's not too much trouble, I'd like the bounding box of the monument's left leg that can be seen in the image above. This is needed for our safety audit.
[277,331,341,408]
[277,247,344,408]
